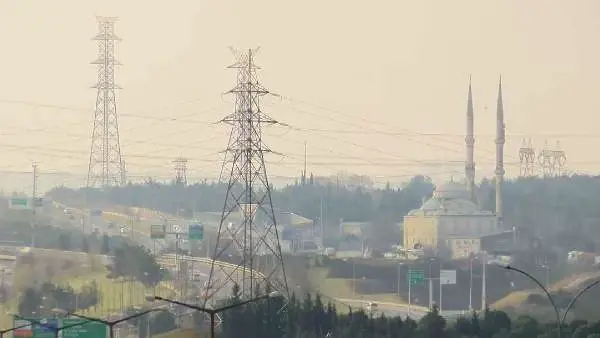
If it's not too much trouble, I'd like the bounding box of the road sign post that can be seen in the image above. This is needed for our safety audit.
[9,198,30,210]
[407,269,424,317]
[188,224,204,240]
[150,224,166,239]
[439,269,457,314]
[407,269,425,285]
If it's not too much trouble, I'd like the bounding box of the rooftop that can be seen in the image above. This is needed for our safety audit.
[407,181,493,217]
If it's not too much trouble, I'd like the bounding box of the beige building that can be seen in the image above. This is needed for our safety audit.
[403,181,497,259]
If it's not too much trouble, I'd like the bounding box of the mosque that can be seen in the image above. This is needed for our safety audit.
[403,78,506,260]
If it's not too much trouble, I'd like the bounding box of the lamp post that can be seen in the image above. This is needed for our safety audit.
[502,265,561,338]
[561,279,600,325]
[53,308,168,338]
[148,291,282,338]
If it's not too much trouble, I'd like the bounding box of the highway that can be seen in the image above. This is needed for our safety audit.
[49,203,471,318]
[52,202,245,302]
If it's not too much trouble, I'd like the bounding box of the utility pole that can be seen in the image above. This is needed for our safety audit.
[468,257,473,311]
[439,261,443,314]
[320,195,324,249]
[481,252,487,311]
[302,141,307,185]
[31,163,38,248]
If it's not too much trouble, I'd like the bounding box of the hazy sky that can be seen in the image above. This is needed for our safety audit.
[0,0,599,191]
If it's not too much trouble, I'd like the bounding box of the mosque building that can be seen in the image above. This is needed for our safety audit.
[403,77,506,260]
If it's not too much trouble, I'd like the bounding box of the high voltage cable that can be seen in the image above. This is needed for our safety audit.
[0,93,596,180]
[0,95,581,162]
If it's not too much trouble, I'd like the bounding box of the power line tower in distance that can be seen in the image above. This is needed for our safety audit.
[518,138,536,177]
[173,157,188,185]
[537,141,555,177]
[87,16,126,188]
[551,141,566,176]
[204,48,289,303]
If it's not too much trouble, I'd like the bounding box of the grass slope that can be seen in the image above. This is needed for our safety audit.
[307,267,407,311]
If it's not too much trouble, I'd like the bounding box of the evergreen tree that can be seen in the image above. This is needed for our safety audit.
[101,234,110,254]
[82,238,89,253]
[58,233,71,251]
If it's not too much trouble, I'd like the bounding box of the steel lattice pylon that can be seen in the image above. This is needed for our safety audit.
[87,16,126,188]
[204,48,289,303]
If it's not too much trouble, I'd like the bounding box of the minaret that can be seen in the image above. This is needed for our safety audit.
[465,76,476,203]
[495,76,506,228]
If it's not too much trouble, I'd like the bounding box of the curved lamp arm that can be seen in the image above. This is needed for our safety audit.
[561,279,600,325]
[505,265,561,338]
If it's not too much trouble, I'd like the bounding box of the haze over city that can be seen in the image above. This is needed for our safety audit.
[0,0,598,193]
[4,2,600,337]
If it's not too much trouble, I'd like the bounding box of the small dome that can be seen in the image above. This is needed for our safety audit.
[433,181,468,200]
[420,198,442,211]
[406,180,493,216]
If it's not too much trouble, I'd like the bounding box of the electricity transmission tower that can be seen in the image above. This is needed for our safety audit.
[538,141,554,177]
[173,157,188,185]
[87,16,126,188]
[204,48,289,303]
[551,141,567,176]
[518,138,536,177]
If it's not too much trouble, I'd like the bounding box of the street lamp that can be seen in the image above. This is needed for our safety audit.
[147,291,282,338]
[502,265,561,338]
[53,308,168,338]
[561,279,600,325]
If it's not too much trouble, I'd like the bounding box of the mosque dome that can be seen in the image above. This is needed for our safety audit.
[432,181,469,200]
[407,180,492,216]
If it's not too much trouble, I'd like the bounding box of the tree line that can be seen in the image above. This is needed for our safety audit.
[215,288,600,338]
[18,281,100,317]
[48,174,600,253]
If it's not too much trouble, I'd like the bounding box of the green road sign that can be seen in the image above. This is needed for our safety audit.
[61,318,107,338]
[189,223,204,240]
[9,198,30,210]
[150,224,166,239]
[408,269,425,285]
[13,318,59,338]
